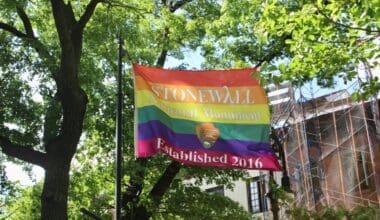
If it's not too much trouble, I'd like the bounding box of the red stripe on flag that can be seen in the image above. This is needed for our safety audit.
[133,64,259,87]
[136,138,281,171]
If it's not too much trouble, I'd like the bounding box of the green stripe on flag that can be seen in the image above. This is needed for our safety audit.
[138,106,270,142]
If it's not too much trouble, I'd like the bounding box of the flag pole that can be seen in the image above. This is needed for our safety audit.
[115,32,124,220]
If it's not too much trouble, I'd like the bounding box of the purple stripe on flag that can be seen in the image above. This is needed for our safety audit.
[137,121,274,156]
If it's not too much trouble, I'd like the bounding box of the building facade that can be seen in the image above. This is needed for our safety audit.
[198,80,380,217]
[199,170,283,219]
[280,90,380,210]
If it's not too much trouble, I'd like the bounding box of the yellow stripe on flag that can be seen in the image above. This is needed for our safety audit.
[136,91,270,124]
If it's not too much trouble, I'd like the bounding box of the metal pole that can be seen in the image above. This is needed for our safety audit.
[115,33,124,220]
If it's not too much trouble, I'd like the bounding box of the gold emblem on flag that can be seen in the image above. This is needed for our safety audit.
[196,123,220,149]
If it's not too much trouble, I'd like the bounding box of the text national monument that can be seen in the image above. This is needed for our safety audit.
[133,64,281,171]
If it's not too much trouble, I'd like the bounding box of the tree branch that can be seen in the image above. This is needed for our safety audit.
[102,1,152,17]
[254,34,291,69]
[76,0,104,31]
[0,136,47,168]
[254,53,276,69]
[79,208,102,220]
[122,158,147,207]
[0,22,30,38]
[16,6,35,38]
[50,0,76,41]
[315,4,379,34]
[270,127,291,192]
[169,0,193,12]
[149,161,181,204]
[0,12,57,73]
[254,46,284,69]
[155,0,194,66]
[156,27,169,67]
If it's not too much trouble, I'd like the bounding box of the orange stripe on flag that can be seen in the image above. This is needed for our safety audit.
[135,76,268,104]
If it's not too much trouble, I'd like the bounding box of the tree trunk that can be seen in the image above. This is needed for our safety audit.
[0,1,102,219]
[131,206,150,220]
[268,172,280,220]
[270,197,280,220]
[41,156,72,220]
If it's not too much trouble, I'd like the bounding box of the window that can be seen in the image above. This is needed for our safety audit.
[247,177,267,213]
[206,185,224,196]
[357,150,371,189]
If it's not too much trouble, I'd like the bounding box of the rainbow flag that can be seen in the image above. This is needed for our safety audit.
[133,64,281,170]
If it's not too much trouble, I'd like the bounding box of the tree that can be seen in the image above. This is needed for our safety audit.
[1,183,42,220]
[0,0,248,219]
[196,1,378,218]
[199,0,379,95]
[0,160,18,217]
[0,0,110,218]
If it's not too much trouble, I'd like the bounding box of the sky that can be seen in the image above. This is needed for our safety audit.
[5,162,44,185]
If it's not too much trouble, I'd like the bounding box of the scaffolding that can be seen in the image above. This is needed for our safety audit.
[269,80,380,210]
